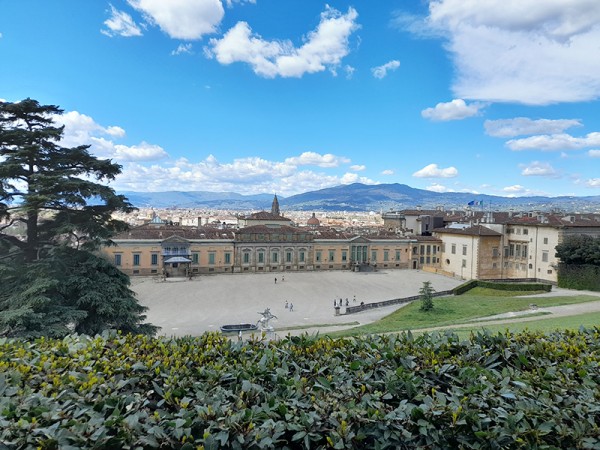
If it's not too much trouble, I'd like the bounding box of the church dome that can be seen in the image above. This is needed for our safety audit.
[307,212,320,226]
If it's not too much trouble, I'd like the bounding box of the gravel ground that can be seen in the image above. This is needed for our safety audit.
[132,270,463,337]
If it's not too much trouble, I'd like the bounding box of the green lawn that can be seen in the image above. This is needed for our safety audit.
[441,311,600,339]
[329,293,600,337]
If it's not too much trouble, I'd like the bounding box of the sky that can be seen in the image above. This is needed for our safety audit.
[1,0,600,198]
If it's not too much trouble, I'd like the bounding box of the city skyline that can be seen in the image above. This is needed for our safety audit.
[1,1,599,198]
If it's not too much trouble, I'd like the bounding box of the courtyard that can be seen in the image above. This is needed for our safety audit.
[132,270,464,337]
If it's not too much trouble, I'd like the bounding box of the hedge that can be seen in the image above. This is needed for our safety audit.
[1,329,600,449]
[558,264,600,292]
[454,280,552,296]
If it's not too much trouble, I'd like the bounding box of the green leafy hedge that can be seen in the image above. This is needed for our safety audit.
[1,330,600,449]
[454,280,552,295]
[558,264,600,291]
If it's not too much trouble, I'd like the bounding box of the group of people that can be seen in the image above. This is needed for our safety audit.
[334,295,356,308]
[284,300,294,311]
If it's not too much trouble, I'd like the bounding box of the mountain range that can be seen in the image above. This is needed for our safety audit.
[120,183,600,212]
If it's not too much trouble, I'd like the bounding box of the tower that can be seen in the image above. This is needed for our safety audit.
[271,194,280,216]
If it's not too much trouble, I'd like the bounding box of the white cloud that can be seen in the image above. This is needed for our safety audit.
[102,5,143,37]
[412,163,458,178]
[225,0,256,6]
[422,0,600,104]
[484,118,582,138]
[344,65,355,79]
[421,99,484,121]
[54,111,167,162]
[128,0,224,40]
[502,184,526,195]
[507,132,600,151]
[113,154,377,195]
[519,161,557,177]
[284,151,350,168]
[586,178,600,188]
[381,169,394,175]
[371,60,400,79]
[350,164,366,171]
[588,149,600,158]
[206,6,359,78]
[172,43,193,55]
[426,183,454,193]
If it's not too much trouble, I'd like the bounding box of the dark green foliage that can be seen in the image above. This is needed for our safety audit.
[0,98,134,260]
[0,98,155,337]
[555,234,600,266]
[419,281,435,311]
[0,248,158,338]
[454,280,552,295]
[557,263,600,291]
[1,330,600,448]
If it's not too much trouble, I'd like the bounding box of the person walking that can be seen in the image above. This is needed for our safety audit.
[274,277,277,284]
[289,303,294,311]
[285,300,289,309]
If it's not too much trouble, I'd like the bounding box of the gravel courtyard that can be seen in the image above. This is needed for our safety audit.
[132,270,464,337]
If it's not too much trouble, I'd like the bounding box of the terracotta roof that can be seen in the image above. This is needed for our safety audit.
[236,224,305,234]
[243,211,291,221]
[432,225,501,236]
[113,224,235,240]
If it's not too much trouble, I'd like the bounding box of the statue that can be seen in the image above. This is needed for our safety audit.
[257,307,277,331]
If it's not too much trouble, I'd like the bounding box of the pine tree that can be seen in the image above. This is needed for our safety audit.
[0,98,157,338]
[419,281,435,312]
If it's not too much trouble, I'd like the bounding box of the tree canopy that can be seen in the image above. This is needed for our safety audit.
[555,234,600,266]
[0,98,134,261]
[0,98,156,338]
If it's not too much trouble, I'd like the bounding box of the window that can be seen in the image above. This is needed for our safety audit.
[192,253,199,264]
[329,250,335,262]
[509,244,515,257]
[492,247,499,258]
[151,254,158,265]
[371,250,377,262]
[426,245,431,255]
[342,250,347,261]
[451,244,456,254]
[523,229,529,235]
[384,250,389,261]
[316,251,322,262]
[224,253,231,264]
[542,251,549,262]
[133,254,140,266]
[543,237,549,245]
[271,252,278,263]
[243,253,250,264]
[114,254,122,266]
[209,253,215,265]
[522,245,528,258]
[395,250,400,261]
[462,245,467,256]
[516,244,521,258]
[462,259,467,268]
[299,252,305,262]
[286,252,292,263]
[258,252,264,263]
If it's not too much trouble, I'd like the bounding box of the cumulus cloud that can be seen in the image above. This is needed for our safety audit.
[588,149,600,158]
[350,164,366,171]
[507,132,600,151]
[206,6,359,78]
[371,60,400,79]
[102,5,143,37]
[54,111,168,162]
[420,0,600,104]
[113,153,377,195]
[519,161,558,177]
[284,151,350,168]
[412,163,458,178]
[128,0,224,40]
[484,118,583,138]
[426,183,454,193]
[172,43,193,55]
[586,178,600,188]
[502,184,527,195]
[381,169,394,175]
[421,99,484,121]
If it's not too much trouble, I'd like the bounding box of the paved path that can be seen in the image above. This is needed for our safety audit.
[132,270,463,337]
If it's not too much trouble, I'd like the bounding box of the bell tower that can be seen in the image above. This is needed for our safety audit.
[271,194,280,216]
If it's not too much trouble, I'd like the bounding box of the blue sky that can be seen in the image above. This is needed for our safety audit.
[1,0,599,198]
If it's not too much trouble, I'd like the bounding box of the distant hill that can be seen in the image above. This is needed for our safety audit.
[119,183,600,212]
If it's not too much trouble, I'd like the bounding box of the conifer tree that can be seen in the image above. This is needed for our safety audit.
[0,98,157,337]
